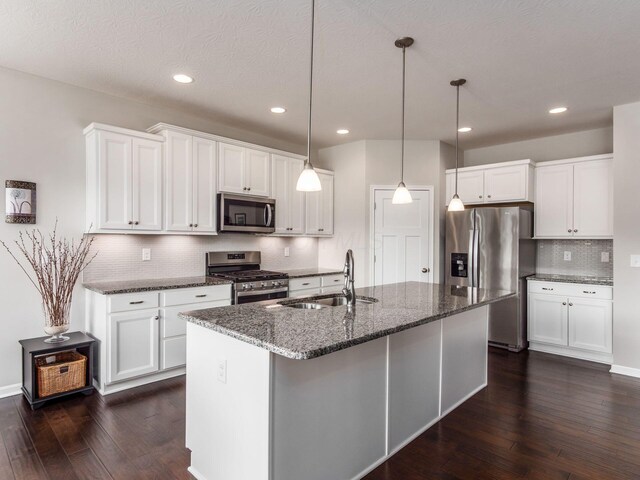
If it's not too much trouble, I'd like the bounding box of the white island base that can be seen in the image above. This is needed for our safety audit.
[186,306,488,480]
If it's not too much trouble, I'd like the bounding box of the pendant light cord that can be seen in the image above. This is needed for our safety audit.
[455,83,459,195]
[306,0,315,165]
[401,45,406,183]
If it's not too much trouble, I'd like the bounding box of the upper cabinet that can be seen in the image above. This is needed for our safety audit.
[445,160,534,205]
[218,142,270,197]
[271,154,305,234]
[535,155,613,238]
[305,170,334,236]
[85,123,163,232]
[161,129,217,233]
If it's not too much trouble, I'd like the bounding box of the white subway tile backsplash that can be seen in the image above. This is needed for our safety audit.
[83,234,319,283]
[536,239,613,277]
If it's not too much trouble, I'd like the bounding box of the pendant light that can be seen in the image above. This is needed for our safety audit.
[296,0,322,192]
[392,37,414,205]
[448,78,466,212]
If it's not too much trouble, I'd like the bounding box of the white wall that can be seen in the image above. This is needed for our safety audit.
[612,102,640,374]
[0,66,306,394]
[463,127,613,166]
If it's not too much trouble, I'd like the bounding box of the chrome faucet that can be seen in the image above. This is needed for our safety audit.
[342,249,356,306]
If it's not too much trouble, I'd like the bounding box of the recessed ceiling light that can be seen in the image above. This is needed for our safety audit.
[270,107,286,114]
[549,106,568,114]
[336,129,350,135]
[458,127,472,133]
[173,74,194,84]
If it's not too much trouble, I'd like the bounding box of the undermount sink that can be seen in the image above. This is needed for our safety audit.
[286,302,324,310]
[315,296,377,306]
[281,294,378,310]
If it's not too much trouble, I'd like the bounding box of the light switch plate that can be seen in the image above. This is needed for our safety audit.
[142,248,151,261]
[564,251,572,261]
[631,255,640,268]
[284,247,290,257]
[216,359,227,384]
[601,252,610,263]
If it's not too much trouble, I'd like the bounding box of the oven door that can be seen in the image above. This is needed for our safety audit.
[218,194,276,233]
[236,287,288,304]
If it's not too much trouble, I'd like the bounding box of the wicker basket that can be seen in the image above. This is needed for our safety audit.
[35,350,87,398]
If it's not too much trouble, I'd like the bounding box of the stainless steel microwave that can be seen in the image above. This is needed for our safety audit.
[217,193,276,234]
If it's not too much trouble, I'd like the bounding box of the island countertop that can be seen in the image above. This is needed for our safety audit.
[180,281,513,360]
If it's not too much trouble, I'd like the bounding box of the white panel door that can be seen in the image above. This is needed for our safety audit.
[568,297,612,353]
[456,170,485,204]
[246,148,270,196]
[528,293,568,346]
[165,131,193,232]
[131,138,163,231]
[98,131,132,230]
[218,143,245,194]
[572,159,613,237]
[535,164,574,237]
[271,155,290,234]
[193,137,217,232]
[108,309,159,383]
[287,158,305,234]
[484,165,528,202]
[373,189,432,286]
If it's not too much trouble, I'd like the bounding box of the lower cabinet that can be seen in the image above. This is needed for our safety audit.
[87,284,232,394]
[288,273,344,298]
[527,280,612,363]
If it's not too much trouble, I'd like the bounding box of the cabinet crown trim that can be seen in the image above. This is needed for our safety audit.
[445,158,534,174]
[83,123,164,142]
[534,153,613,168]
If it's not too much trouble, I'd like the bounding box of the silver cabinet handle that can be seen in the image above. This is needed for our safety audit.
[302,282,310,286]
[129,300,144,305]
[195,294,207,298]
[334,279,340,282]
[562,302,567,305]
[542,287,554,291]
[583,291,596,294]
[243,187,247,191]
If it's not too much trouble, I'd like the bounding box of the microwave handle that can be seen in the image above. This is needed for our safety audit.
[265,204,273,227]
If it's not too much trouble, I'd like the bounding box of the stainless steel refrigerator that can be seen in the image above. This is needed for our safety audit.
[445,206,535,352]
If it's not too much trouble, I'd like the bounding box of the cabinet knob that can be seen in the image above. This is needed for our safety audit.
[422,267,430,273]
[573,229,578,233]
[194,224,198,228]
[562,302,567,305]
[568,303,573,307]
[153,315,159,321]
[318,228,324,232]
[487,195,492,198]
[128,221,133,225]
[134,221,139,225]
[479,195,483,199]
[568,229,572,233]
[189,224,193,227]
[243,187,247,191]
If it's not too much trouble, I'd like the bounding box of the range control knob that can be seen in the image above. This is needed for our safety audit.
[242,283,252,290]
[261,282,268,288]
[272,281,281,287]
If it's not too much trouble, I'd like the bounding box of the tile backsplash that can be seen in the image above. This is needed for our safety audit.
[536,239,613,277]
[83,234,319,283]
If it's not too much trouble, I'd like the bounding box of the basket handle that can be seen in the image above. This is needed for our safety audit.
[60,366,69,374]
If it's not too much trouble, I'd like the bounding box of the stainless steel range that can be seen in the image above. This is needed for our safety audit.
[206,251,288,304]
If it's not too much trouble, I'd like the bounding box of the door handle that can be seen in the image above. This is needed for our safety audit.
[264,204,273,227]
[195,294,207,298]
[129,301,144,305]
[583,291,596,294]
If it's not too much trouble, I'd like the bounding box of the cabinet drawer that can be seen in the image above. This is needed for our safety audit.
[162,300,229,338]
[321,274,344,288]
[528,281,612,300]
[289,277,321,292]
[162,336,186,370]
[162,285,231,307]
[288,287,322,298]
[109,292,159,313]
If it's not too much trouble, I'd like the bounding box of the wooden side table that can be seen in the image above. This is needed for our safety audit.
[19,331,95,409]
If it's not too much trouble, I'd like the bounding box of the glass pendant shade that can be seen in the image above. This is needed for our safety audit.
[392,182,413,204]
[296,162,322,192]
[447,193,465,212]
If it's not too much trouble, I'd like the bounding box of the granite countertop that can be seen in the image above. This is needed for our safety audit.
[83,276,233,295]
[527,274,613,286]
[180,281,513,360]
[279,267,344,278]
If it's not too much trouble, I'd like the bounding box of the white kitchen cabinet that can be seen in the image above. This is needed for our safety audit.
[85,123,164,232]
[527,280,613,364]
[272,154,305,234]
[305,170,334,235]
[534,154,613,238]
[218,142,270,196]
[163,129,217,233]
[445,160,534,206]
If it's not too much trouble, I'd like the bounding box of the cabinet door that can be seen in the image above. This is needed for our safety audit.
[534,164,573,237]
[528,293,568,346]
[218,143,245,194]
[98,131,133,230]
[132,138,163,231]
[573,159,613,237]
[246,148,270,196]
[193,137,217,232]
[271,155,290,233]
[456,170,485,204]
[165,131,193,232]
[108,309,159,383]
[484,165,528,202]
[288,159,306,234]
[305,172,333,235]
[568,297,612,353]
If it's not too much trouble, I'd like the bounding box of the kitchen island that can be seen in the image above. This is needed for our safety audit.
[181,281,513,480]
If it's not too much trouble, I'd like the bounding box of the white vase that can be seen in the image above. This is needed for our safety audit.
[43,306,71,343]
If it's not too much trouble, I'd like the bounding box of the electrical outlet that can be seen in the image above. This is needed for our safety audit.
[631,255,640,268]
[216,359,227,384]
[142,248,151,261]
[563,251,572,261]
[601,252,610,263]
[284,247,290,257]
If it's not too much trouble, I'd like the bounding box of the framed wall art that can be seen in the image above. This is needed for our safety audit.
[5,180,36,224]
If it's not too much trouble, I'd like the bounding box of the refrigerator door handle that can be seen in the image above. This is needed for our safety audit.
[468,229,475,287]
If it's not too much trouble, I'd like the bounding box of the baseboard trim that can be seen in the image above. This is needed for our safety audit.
[529,342,612,365]
[0,383,22,399]
[98,368,186,395]
[187,466,206,480]
[610,364,640,378]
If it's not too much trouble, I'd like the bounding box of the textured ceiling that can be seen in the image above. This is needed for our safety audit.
[1,0,639,150]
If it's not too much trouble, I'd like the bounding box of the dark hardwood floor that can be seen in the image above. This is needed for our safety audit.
[1,348,640,479]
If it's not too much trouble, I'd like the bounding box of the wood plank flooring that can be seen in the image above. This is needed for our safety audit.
[1,348,639,479]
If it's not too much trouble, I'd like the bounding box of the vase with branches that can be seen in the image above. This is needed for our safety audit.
[1,222,97,343]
